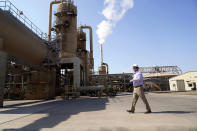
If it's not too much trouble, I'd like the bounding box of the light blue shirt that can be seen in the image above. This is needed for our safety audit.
[130,70,143,87]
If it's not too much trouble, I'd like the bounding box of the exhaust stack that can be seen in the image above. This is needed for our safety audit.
[100,44,103,65]
[99,44,109,75]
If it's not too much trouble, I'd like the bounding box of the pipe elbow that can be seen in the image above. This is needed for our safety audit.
[80,26,92,31]
[50,0,61,5]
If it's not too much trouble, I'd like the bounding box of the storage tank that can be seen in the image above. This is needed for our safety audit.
[54,1,78,58]
[99,63,109,75]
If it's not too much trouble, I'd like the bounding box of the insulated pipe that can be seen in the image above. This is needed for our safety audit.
[80,25,94,69]
[0,9,54,65]
[48,0,62,41]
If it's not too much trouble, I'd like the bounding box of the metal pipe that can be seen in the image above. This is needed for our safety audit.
[80,25,94,69]
[48,0,62,41]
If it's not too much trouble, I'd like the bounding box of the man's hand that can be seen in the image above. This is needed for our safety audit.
[130,79,133,83]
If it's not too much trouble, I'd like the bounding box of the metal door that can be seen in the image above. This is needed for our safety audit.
[176,80,185,91]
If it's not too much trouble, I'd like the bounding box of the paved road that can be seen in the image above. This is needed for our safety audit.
[0,93,197,131]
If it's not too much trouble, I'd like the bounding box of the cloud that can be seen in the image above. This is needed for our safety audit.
[96,0,134,45]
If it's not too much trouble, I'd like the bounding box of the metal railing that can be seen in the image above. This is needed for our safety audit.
[0,0,48,40]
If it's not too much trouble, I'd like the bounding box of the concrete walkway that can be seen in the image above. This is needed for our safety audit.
[0,93,197,131]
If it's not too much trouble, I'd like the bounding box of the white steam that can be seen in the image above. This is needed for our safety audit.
[96,0,134,45]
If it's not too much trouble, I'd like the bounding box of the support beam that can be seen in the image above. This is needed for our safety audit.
[0,39,7,107]
[74,61,80,88]
[0,38,3,50]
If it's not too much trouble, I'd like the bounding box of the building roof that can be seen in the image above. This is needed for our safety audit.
[169,71,197,81]
[144,73,178,78]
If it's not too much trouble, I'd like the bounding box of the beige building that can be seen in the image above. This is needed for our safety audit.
[169,71,197,91]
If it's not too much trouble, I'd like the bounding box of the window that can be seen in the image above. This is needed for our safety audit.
[188,83,193,87]
[60,69,65,75]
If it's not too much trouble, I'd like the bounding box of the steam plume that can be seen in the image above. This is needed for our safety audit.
[96,0,134,45]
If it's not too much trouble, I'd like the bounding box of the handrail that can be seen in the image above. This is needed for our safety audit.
[0,0,48,40]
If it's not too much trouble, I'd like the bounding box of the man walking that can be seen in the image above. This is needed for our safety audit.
[127,64,152,114]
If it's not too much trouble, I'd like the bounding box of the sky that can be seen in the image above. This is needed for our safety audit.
[10,0,197,73]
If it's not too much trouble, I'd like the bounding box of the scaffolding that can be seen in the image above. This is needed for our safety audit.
[140,66,182,75]
[140,66,182,91]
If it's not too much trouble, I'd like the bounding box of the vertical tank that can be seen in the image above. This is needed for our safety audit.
[99,63,109,75]
[77,29,89,85]
[77,29,86,51]
[55,1,77,58]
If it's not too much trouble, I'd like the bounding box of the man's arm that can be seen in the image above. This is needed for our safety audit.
[130,72,141,82]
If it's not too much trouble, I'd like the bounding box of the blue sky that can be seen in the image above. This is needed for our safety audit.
[11,0,197,73]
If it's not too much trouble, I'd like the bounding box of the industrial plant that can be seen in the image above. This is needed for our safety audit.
[0,0,196,108]
[0,0,131,107]
[0,0,196,131]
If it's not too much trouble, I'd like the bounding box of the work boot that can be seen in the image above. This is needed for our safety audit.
[144,110,152,114]
[127,110,134,113]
